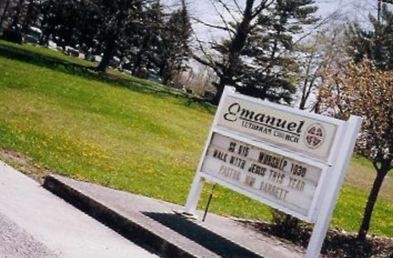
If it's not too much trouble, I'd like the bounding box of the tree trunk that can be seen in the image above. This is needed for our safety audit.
[213,0,255,105]
[159,59,170,85]
[357,170,388,241]
[132,35,150,76]
[0,0,11,29]
[96,37,116,73]
[212,78,229,105]
[162,68,171,85]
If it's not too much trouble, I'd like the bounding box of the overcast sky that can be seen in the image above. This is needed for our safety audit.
[165,0,377,42]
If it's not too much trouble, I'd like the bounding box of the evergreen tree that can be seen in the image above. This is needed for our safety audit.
[194,0,318,105]
[21,0,41,32]
[10,0,26,28]
[41,0,150,73]
[40,0,190,77]
[158,0,192,84]
[41,0,82,49]
[94,0,146,72]
[0,0,41,33]
[0,0,12,30]
[347,1,393,70]
[130,0,165,77]
[238,0,317,103]
[126,0,191,83]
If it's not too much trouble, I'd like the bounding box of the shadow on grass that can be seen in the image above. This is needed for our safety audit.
[143,212,262,258]
[0,43,90,76]
[0,42,216,114]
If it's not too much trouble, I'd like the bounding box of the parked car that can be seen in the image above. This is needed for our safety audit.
[23,26,42,44]
[109,56,121,68]
[147,73,162,83]
[86,54,102,63]
[47,40,57,50]
[64,46,79,57]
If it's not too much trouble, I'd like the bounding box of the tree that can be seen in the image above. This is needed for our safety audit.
[193,0,318,104]
[93,0,146,72]
[125,0,191,83]
[296,25,348,111]
[21,0,41,32]
[41,0,85,48]
[129,0,165,77]
[158,0,192,84]
[0,0,41,33]
[41,0,151,73]
[0,0,12,30]
[319,60,393,241]
[346,1,393,70]
[10,0,25,28]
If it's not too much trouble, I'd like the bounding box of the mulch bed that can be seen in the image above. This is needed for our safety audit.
[238,220,393,258]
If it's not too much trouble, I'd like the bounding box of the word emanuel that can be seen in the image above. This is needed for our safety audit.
[224,102,305,134]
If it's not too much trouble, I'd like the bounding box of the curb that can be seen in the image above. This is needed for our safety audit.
[43,175,196,258]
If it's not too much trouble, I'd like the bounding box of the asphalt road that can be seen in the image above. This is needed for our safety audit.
[0,161,159,258]
[0,212,56,258]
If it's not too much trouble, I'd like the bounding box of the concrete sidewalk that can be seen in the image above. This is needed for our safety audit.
[44,174,306,258]
[0,161,159,258]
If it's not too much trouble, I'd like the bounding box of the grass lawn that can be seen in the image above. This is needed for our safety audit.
[0,40,392,237]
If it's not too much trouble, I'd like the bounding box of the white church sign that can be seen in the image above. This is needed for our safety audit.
[183,87,362,258]
[201,133,324,220]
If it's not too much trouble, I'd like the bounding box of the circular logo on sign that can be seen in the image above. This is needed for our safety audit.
[304,123,325,149]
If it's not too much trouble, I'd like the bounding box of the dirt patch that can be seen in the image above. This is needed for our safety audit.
[236,219,393,258]
[0,149,50,183]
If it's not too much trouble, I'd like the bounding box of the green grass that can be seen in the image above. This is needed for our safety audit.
[333,186,393,236]
[0,40,392,237]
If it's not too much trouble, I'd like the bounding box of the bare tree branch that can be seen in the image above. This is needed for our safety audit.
[191,17,236,34]
[292,10,342,47]
[208,0,234,40]
[190,27,222,75]
[216,0,238,23]
[232,0,242,13]
[252,0,272,19]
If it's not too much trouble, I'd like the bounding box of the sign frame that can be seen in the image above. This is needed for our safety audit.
[183,87,362,258]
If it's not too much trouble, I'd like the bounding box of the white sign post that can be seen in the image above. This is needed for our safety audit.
[183,87,362,258]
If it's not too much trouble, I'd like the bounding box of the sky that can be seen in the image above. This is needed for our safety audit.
[165,0,377,43]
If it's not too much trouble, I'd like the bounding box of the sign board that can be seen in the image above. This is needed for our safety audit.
[201,133,324,219]
[217,96,338,162]
[183,87,362,258]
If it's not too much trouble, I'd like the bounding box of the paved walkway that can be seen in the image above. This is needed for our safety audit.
[0,162,159,258]
[44,174,306,258]
[0,212,55,258]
